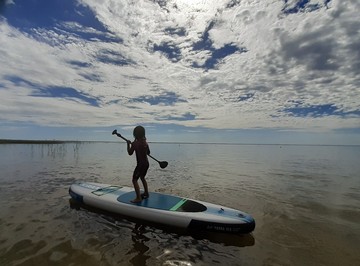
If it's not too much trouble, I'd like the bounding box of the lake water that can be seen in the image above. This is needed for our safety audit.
[0,142,359,266]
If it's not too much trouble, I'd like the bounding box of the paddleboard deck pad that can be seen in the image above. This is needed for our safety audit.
[69,182,255,234]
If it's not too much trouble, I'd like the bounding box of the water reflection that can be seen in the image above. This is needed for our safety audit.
[0,143,84,166]
[68,199,255,249]
[35,142,85,163]
[129,224,151,265]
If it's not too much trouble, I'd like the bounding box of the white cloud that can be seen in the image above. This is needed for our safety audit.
[0,0,359,137]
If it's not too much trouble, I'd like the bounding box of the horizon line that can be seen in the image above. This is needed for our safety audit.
[0,139,359,147]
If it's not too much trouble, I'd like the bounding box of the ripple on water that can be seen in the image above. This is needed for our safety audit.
[1,143,360,265]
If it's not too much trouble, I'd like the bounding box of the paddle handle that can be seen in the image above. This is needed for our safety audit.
[112,129,129,142]
[117,133,129,143]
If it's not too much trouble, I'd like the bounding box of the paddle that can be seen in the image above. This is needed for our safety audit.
[112,129,168,169]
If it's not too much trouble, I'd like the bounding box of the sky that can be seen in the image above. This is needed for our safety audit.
[0,0,359,144]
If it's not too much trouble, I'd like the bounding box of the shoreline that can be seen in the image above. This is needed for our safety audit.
[0,139,79,144]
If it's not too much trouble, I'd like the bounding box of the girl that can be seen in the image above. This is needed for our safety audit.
[127,126,150,203]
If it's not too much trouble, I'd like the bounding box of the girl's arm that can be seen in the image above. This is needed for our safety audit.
[127,140,134,155]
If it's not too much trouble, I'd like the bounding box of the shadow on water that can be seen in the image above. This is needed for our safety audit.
[68,199,255,249]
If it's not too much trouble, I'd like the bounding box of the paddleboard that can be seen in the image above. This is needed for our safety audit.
[69,182,255,234]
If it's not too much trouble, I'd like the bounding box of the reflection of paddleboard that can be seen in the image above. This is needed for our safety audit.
[69,182,255,234]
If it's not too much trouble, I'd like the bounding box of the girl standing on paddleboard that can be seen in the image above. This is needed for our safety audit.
[127,126,150,203]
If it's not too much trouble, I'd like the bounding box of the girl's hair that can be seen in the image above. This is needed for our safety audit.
[133,125,146,140]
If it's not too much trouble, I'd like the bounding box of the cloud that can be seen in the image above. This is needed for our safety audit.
[0,0,359,139]
[96,49,133,66]
[284,103,360,118]
[281,0,332,15]
[152,41,182,62]
[130,91,187,106]
[157,112,196,121]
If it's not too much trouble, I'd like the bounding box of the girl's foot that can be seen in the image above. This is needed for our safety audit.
[131,198,142,203]
[141,193,149,199]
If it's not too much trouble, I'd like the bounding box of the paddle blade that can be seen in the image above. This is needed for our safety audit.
[159,161,168,169]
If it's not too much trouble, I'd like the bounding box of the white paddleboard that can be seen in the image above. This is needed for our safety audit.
[69,182,255,234]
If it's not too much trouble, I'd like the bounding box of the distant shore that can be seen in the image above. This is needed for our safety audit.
[1,139,359,146]
[0,139,72,144]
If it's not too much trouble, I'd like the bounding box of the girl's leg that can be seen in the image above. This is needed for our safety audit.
[131,178,142,203]
[140,176,149,198]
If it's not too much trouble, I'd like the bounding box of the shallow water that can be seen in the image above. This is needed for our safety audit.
[0,142,360,265]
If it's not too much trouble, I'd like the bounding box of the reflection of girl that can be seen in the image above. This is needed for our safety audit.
[127,126,150,203]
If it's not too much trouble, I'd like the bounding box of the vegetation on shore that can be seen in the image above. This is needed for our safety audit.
[0,139,75,144]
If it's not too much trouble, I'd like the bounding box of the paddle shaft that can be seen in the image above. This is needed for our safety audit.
[148,154,160,163]
[112,131,167,168]
[115,133,129,143]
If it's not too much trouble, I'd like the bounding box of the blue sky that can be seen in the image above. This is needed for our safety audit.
[0,0,359,144]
